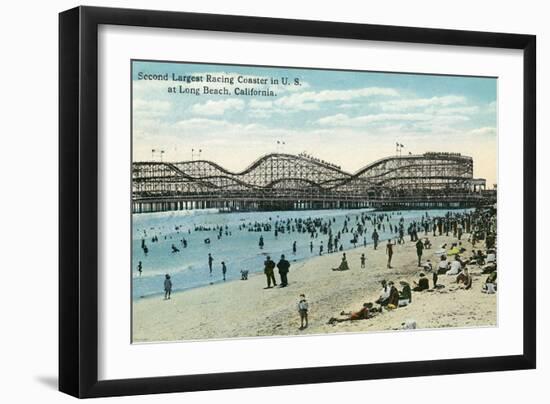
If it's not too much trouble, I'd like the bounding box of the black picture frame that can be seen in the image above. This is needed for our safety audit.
[59,6,536,398]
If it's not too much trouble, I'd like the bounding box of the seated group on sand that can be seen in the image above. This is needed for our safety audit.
[475,248,498,293]
[433,244,497,292]
[373,279,413,309]
[327,231,498,326]
[375,276,432,309]
[328,276,426,324]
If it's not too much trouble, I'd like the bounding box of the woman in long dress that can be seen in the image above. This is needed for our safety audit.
[332,253,350,271]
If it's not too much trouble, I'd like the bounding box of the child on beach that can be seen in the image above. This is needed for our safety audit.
[298,294,309,329]
[360,253,366,269]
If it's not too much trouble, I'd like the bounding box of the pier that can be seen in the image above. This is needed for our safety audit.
[132,152,494,213]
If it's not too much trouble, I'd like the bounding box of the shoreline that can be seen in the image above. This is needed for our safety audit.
[133,234,396,300]
[133,230,496,342]
[132,207,476,300]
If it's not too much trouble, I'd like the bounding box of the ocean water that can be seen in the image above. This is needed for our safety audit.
[132,208,469,299]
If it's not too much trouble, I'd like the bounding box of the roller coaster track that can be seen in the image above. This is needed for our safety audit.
[131,152,492,212]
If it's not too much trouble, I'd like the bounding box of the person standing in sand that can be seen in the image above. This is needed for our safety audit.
[415,238,424,267]
[221,261,227,281]
[298,294,309,329]
[386,239,394,268]
[263,256,277,289]
[277,254,290,287]
[360,253,366,269]
[163,274,172,300]
[372,229,379,249]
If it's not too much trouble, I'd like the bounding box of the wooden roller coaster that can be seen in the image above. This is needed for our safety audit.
[132,152,494,213]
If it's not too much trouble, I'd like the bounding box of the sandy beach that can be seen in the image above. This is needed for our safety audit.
[133,233,496,342]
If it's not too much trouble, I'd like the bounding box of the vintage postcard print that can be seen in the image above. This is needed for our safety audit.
[131,60,497,343]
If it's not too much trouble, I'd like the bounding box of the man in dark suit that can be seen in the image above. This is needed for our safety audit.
[263,256,277,289]
[277,254,290,287]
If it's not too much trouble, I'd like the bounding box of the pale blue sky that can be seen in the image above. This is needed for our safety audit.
[132,60,497,184]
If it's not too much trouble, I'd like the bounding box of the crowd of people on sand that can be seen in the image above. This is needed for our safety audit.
[325,206,497,329]
[138,206,498,324]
